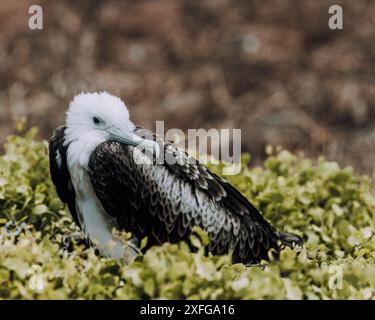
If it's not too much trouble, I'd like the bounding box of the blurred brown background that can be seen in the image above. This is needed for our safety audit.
[0,0,374,175]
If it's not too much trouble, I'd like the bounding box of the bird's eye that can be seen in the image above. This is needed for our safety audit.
[93,117,101,125]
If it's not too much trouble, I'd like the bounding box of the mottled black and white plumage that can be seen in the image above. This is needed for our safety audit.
[49,92,301,264]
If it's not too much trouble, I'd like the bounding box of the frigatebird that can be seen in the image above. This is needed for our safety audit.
[49,92,301,264]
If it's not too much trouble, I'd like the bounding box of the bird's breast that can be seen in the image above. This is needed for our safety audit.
[69,163,134,261]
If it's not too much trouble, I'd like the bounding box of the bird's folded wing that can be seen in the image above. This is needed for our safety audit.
[87,131,278,263]
[49,126,81,227]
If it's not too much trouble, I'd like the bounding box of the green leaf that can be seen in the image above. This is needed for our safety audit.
[32,205,49,215]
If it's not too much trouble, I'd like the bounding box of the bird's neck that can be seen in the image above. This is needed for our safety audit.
[65,131,106,169]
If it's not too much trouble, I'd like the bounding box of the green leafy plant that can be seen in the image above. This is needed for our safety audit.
[0,129,374,299]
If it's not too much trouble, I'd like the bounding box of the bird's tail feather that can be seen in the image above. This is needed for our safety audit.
[277,231,303,248]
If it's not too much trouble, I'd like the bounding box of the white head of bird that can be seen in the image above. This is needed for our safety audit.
[64,92,158,167]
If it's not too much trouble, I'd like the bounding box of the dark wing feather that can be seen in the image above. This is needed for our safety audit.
[88,128,280,264]
[49,126,80,227]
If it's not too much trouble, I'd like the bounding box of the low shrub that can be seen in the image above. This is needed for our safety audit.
[0,129,374,299]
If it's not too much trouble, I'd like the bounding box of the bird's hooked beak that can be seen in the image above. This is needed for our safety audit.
[109,126,143,147]
[109,126,160,158]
